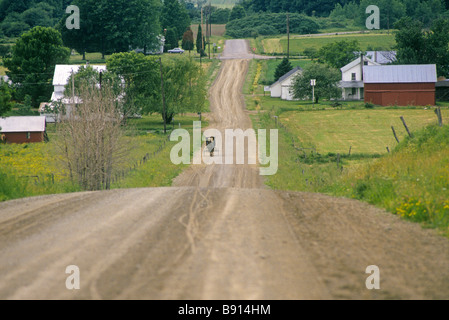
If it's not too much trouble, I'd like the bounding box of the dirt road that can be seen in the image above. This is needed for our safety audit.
[1,40,449,300]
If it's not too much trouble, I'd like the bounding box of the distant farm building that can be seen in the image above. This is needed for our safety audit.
[0,116,46,144]
[340,56,380,101]
[43,64,107,120]
[363,64,437,106]
[365,51,397,65]
[265,66,303,101]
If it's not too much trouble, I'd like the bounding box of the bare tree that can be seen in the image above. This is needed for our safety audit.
[57,83,128,191]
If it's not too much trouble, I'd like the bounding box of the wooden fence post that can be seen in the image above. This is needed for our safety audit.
[400,116,413,138]
[434,107,443,127]
[391,126,400,143]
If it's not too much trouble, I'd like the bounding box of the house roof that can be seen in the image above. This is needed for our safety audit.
[270,66,302,88]
[363,65,437,83]
[53,64,107,86]
[0,116,46,133]
[365,51,397,64]
[341,56,379,73]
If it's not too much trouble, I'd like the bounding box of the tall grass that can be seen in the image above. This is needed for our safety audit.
[343,125,449,234]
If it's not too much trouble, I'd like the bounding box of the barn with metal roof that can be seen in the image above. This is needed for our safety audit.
[363,64,437,106]
[0,116,46,144]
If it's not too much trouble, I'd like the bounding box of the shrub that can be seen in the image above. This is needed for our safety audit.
[226,13,319,38]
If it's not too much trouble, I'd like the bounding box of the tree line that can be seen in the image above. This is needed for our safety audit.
[239,0,449,18]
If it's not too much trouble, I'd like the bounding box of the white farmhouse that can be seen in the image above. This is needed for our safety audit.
[51,64,107,103]
[265,66,303,101]
[339,56,380,100]
[40,64,107,121]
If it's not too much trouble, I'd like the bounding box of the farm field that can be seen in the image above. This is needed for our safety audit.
[211,0,238,8]
[281,108,449,154]
[0,115,207,201]
[261,32,396,54]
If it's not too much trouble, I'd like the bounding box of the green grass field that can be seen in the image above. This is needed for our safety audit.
[211,0,238,8]
[281,108,449,155]
[261,32,396,54]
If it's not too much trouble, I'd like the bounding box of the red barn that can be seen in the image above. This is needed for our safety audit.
[0,116,46,144]
[363,65,437,106]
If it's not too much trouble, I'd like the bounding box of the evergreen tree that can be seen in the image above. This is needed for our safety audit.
[274,58,293,81]
[196,24,203,54]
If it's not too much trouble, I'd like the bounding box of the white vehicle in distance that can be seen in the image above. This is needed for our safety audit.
[167,48,185,54]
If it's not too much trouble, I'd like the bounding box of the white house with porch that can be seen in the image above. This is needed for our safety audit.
[339,56,380,100]
[265,66,303,101]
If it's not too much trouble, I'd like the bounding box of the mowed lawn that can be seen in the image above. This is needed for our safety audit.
[262,33,396,54]
[281,108,449,155]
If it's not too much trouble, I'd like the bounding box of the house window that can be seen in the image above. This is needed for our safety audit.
[351,73,356,81]
[352,88,357,96]
[26,132,31,140]
[364,61,368,65]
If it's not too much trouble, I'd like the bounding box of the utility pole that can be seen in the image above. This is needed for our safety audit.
[287,12,290,60]
[200,7,204,65]
[159,58,167,134]
[208,2,212,59]
[71,70,75,106]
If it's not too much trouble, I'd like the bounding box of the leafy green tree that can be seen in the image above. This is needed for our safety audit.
[225,13,320,38]
[59,0,161,58]
[0,45,11,58]
[107,52,206,123]
[164,28,179,52]
[303,47,318,60]
[291,63,341,104]
[229,5,246,21]
[0,13,30,37]
[182,27,194,54]
[107,52,160,119]
[395,17,449,77]
[3,26,71,107]
[211,8,231,24]
[21,6,53,28]
[0,81,13,116]
[318,40,361,69]
[274,58,293,81]
[161,0,191,41]
[64,66,121,98]
[153,57,206,123]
